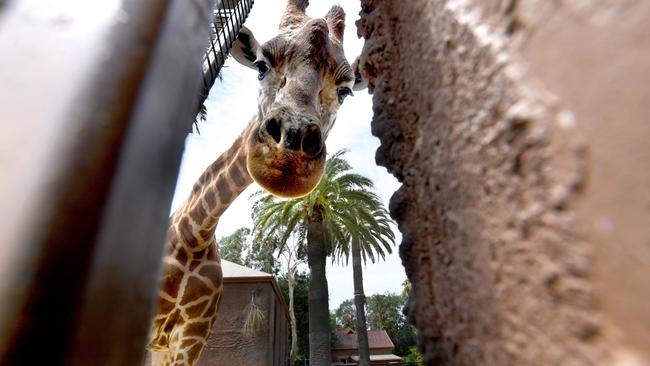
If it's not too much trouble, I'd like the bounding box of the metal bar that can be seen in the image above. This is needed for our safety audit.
[216,24,226,65]
[194,0,254,116]
[208,29,220,74]
[0,0,217,364]
[206,40,217,82]
[234,0,244,33]
[223,0,235,48]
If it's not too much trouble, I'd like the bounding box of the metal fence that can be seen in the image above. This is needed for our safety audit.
[197,0,254,115]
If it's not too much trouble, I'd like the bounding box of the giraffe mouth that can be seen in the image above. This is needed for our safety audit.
[246,134,325,198]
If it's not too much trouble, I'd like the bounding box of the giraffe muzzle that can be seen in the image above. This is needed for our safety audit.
[260,117,324,159]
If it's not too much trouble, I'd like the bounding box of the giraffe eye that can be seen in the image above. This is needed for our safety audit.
[337,87,353,104]
[254,60,270,80]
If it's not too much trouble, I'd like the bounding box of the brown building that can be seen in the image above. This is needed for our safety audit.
[196,260,290,366]
[332,329,402,365]
[145,260,289,366]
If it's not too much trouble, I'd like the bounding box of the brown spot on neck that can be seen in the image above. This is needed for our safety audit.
[173,123,255,251]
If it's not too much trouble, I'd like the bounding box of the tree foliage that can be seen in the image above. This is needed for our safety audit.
[250,150,393,263]
[402,346,424,365]
[217,227,250,265]
[278,272,310,360]
[245,229,282,275]
[250,150,396,365]
[333,287,418,357]
[334,299,356,329]
[366,293,403,332]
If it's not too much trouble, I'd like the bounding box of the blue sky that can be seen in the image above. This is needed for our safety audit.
[171,1,405,310]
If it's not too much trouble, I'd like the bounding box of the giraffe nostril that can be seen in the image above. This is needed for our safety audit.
[285,129,302,151]
[264,118,282,144]
[302,124,323,158]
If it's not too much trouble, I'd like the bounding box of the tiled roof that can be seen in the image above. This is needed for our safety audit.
[221,259,272,278]
[350,354,402,362]
[333,329,394,350]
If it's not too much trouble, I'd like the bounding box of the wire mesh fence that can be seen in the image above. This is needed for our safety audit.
[197,0,254,116]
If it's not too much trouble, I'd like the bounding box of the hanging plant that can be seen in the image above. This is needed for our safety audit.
[242,290,266,338]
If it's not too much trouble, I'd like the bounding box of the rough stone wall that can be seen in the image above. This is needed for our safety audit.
[197,282,277,366]
[144,281,285,366]
[356,0,649,365]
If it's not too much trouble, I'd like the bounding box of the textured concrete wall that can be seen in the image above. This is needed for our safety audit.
[144,281,288,366]
[197,282,284,366]
[356,0,649,365]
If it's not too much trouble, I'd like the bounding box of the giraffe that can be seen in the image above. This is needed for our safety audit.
[146,1,365,365]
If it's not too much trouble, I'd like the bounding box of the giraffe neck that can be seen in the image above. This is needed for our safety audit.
[173,120,256,251]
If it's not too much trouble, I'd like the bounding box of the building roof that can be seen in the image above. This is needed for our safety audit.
[333,329,395,351]
[221,259,272,278]
[350,354,402,362]
[220,260,289,321]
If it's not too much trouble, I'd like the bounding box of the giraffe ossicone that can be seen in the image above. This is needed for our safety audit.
[147,1,367,365]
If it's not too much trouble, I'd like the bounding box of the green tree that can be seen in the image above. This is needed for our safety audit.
[217,227,250,265]
[366,292,417,356]
[401,279,411,304]
[278,272,310,361]
[402,346,424,365]
[334,299,356,329]
[329,312,340,349]
[333,194,395,366]
[250,199,307,364]
[251,150,393,366]
[366,293,403,333]
[245,230,281,275]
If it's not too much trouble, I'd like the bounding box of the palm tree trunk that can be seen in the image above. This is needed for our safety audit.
[287,268,298,366]
[352,239,371,366]
[307,220,331,366]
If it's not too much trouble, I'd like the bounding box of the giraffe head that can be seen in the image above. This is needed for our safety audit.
[230,1,364,198]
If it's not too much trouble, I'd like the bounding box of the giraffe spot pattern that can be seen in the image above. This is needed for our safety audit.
[229,160,247,186]
[188,201,207,225]
[176,247,189,267]
[197,262,222,288]
[157,295,177,316]
[204,190,217,210]
[178,218,198,248]
[180,276,213,305]
[189,259,202,272]
[183,298,210,319]
[216,177,232,204]
[186,342,204,365]
[185,320,211,340]
[160,263,184,299]
[199,228,213,242]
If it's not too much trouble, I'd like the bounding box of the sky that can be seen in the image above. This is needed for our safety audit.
[171,1,405,311]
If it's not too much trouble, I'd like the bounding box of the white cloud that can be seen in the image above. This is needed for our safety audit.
[171,1,406,311]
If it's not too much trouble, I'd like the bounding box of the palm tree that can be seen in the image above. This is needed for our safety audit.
[251,150,395,366]
[333,200,395,366]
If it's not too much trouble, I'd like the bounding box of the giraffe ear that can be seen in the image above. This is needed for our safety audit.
[351,56,368,91]
[325,5,345,42]
[231,27,259,70]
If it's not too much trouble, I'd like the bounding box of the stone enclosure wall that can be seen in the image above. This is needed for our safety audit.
[356,0,649,365]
